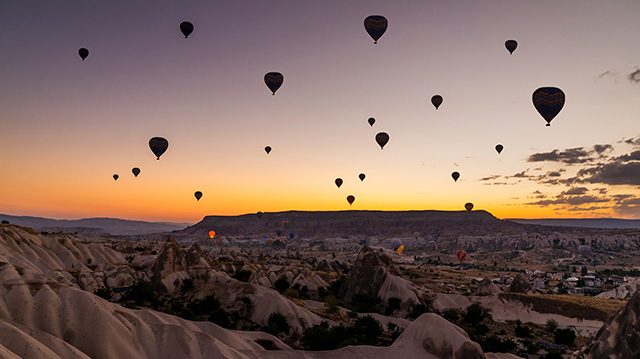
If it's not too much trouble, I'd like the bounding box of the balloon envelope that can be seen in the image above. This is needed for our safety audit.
[78,48,89,61]
[370,238,379,245]
[452,172,460,182]
[359,173,366,181]
[505,40,518,54]
[347,195,355,205]
[289,232,295,239]
[264,146,272,154]
[368,117,375,126]
[264,72,284,95]
[149,137,168,160]
[132,167,140,177]
[456,249,468,263]
[391,238,402,250]
[533,87,565,126]
[194,191,203,201]
[465,202,474,212]
[495,144,504,154]
[257,211,263,220]
[364,15,388,44]
[413,231,420,238]
[578,244,591,256]
[209,231,215,239]
[375,132,389,149]
[113,174,119,181]
[335,178,343,188]
[180,21,194,38]
[431,95,443,110]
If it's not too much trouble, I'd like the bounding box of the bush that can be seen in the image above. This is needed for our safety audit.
[463,303,491,326]
[263,312,290,335]
[284,289,299,299]
[180,278,194,293]
[120,280,159,306]
[545,318,559,332]
[324,297,339,313]
[274,276,290,293]
[409,304,431,319]
[442,309,460,322]
[554,328,576,346]
[543,349,563,359]
[351,293,382,314]
[94,286,112,300]
[386,297,401,315]
[301,322,337,350]
[232,269,252,282]
[476,335,517,353]
[515,324,531,338]
[526,342,540,354]
[125,255,135,263]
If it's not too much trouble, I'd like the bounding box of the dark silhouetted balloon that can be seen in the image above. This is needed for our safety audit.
[391,238,402,250]
[375,132,389,149]
[257,211,263,220]
[289,232,295,240]
[456,249,468,263]
[359,173,366,181]
[495,144,504,154]
[452,172,460,182]
[364,15,388,44]
[465,202,474,212]
[78,48,89,61]
[533,87,565,126]
[368,117,375,126]
[264,72,284,95]
[194,191,203,201]
[578,244,591,256]
[180,21,194,38]
[431,95,443,110]
[265,146,272,154]
[149,137,168,160]
[335,178,343,188]
[347,195,355,205]
[132,167,140,177]
[113,174,119,181]
[275,228,283,236]
[505,40,517,55]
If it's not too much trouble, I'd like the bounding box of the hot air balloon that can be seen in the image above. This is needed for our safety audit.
[180,21,194,38]
[113,174,119,181]
[532,87,565,126]
[396,245,404,255]
[132,167,140,177]
[391,238,402,250]
[452,172,460,182]
[335,178,343,188]
[376,132,389,149]
[264,72,284,95]
[495,144,504,154]
[267,237,274,245]
[465,202,474,212]
[149,137,168,160]
[289,232,295,240]
[209,231,216,239]
[194,191,203,201]
[578,244,591,257]
[78,48,89,61]
[368,117,375,126]
[456,249,468,263]
[347,195,355,205]
[359,173,366,181]
[264,146,272,154]
[505,40,517,55]
[364,15,388,44]
[370,237,379,245]
[413,231,420,239]
[257,211,263,220]
[431,95,443,110]
[275,228,283,236]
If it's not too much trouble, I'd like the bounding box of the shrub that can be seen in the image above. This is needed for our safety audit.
[180,278,194,293]
[351,293,382,314]
[232,269,252,282]
[125,255,135,263]
[463,303,491,326]
[526,342,540,354]
[442,309,460,322]
[386,297,401,315]
[284,289,299,299]
[545,318,559,332]
[94,286,112,300]
[301,322,337,350]
[543,349,563,359]
[515,324,531,338]
[274,276,290,293]
[476,335,517,353]
[263,312,290,335]
[324,297,339,313]
[554,328,576,346]
[120,280,159,307]
[409,304,431,319]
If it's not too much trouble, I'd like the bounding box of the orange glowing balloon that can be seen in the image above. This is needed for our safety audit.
[209,231,215,238]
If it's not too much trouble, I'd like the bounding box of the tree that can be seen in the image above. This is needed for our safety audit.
[232,269,252,282]
[324,297,339,313]
[274,276,290,293]
[301,322,338,350]
[554,328,576,346]
[94,286,112,300]
[263,312,290,336]
[545,318,559,332]
[125,255,135,263]
[386,297,401,315]
[180,278,194,293]
[463,303,491,326]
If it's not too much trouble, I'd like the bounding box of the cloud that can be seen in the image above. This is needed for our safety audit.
[577,162,640,186]
[593,144,613,155]
[478,175,501,181]
[527,145,613,164]
[614,150,640,162]
[596,70,618,81]
[629,69,640,83]
[561,187,589,195]
[622,136,640,147]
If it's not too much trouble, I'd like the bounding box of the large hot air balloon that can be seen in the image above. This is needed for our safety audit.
[368,117,375,126]
[364,15,388,44]
[264,72,284,95]
[359,173,366,181]
[532,87,565,126]
[180,21,194,38]
[431,95,443,110]
[391,238,402,250]
[456,249,468,263]
[347,195,355,206]
[113,174,119,181]
[465,202,474,212]
[132,167,140,177]
[209,231,216,239]
[578,244,591,257]
[149,137,168,160]
[505,40,517,55]
[265,146,272,154]
[289,232,295,240]
[257,211,263,220]
[78,48,89,61]
[452,172,460,182]
[396,245,404,255]
[375,132,389,149]
[495,144,504,154]
[194,191,203,201]
[335,178,343,188]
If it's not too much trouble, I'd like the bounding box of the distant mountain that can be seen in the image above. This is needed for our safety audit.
[505,218,640,229]
[0,214,191,235]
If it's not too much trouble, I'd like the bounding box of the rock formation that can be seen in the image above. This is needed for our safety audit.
[507,274,534,294]
[476,277,500,296]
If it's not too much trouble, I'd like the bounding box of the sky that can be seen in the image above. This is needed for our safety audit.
[2,1,640,223]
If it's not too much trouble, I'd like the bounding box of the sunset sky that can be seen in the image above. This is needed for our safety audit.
[2,1,640,223]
